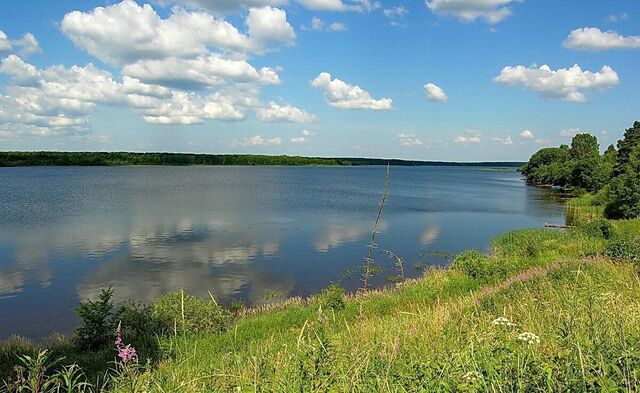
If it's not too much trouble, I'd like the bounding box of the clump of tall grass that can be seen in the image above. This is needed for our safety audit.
[566,193,606,223]
[1,350,92,393]
[152,290,231,335]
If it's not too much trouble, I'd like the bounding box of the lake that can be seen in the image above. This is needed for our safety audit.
[0,166,566,339]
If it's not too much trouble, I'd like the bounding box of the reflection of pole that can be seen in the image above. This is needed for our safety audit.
[360,164,390,293]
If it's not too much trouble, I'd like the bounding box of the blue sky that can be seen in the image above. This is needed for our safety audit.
[0,0,638,161]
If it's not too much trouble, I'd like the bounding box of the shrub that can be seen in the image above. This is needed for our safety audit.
[605,238,640,264]
[116,301,163,361]
[152,290,230,335]
[451,250,494,280]
[318,283,346,311]
[74,287,117,351]
[579,218,615,239]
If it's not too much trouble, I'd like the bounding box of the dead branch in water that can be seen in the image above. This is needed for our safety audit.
[360,164,390,293]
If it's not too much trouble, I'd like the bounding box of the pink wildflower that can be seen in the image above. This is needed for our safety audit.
[114,323,137,363]
[118,346,137,362]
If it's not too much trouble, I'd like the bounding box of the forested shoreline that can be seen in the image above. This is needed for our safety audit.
[0,151,523,167]
[521,121,640,219]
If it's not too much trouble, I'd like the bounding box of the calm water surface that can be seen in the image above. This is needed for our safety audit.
[0,166,565,339]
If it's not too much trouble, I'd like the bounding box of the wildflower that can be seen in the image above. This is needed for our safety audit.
[517,332,540,345]
[115,322,138,363]
[118,346,138,362]
[492,317,516,327]
[462,371,483,383]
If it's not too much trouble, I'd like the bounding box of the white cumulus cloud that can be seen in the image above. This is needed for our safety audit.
[494,64,619,102]
[607,13,629,23]
[454,130,481,144]
[291,129,317,143]
[424,83,448,102]
[519,130,534,139]
[0,54,263,133]
[0,55,41,86]
[0,31,10,52]
[256,102,316,122]
[60,1,295,66]
[297,0,379,12]
[491,136,513,145]
[398,134,424,146]
[307,17,347,32]
[141,90,246,124]
[426,0,520,24]
[311,72,392,110]
[560,128,581,137]
[122,55,281,90]
[563,27,640,51]
[0,1,307,136]
[0,30,41,57]
[384,6,408,26]
[152,0,288,15]
[246,6,296,47]
[235,135,282,146]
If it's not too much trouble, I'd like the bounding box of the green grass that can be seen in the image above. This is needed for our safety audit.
[566,194,606,223]
[3,217,639,392]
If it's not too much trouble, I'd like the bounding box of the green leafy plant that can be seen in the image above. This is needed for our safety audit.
[451,250,492,279]
[1,350,92,393]
[318,283,346,311]
[579,218,615,239]
[74,287,117,351]
[605,238,640,264]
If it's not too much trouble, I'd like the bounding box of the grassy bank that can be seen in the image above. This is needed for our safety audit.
[2,211,639,391]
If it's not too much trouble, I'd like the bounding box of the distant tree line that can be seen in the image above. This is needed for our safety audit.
[0,151,524,168]
[521,121,640,219]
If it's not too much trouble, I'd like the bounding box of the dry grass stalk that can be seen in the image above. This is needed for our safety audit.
[360,164,390,293]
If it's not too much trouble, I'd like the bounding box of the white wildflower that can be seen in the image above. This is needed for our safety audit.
[462,371,483,383]
[517,332,540,345]
[492,317,516,327]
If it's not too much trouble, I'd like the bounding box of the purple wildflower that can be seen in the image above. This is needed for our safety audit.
[118,345,137,362]
[114,322,137,363]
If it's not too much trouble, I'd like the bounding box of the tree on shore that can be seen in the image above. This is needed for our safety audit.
[606,122,640,219]
[521,121,640,219]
